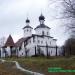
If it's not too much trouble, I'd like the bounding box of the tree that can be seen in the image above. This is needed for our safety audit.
[49,0,75,38]
[64,38,75,56]
[62,0,75,18]
[49,1,75,57]
[60,0,75,38]
[0,37,6,47]
[61,46,65,56]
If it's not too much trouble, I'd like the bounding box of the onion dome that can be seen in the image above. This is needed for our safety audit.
[26,18,30,23]
[23,18,33,29]
[39,14,45,21]
[35,14,50,30]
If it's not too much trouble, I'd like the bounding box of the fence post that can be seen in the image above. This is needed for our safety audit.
[35,46,37,56]
[46,43,48,57]
[56,46,57,56]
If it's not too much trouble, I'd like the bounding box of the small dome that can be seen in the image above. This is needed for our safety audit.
[39,14,45,20]
[26,18,30,23]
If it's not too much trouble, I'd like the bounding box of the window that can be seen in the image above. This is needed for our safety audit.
[47,32,49,35]
[42,31,44,35]
[30,40,31,43]
[33,36,35,43]
[24,42,26,47]
[27,29,28,32]
[38,40,40,43]
[19,47,21,51]
[41,41,43,44]
[33,40,35,43]
[51,50,52,54]
[22,53,23,55]
[50,42,51,45]
[24,30,25,33]
[48,37,49,39]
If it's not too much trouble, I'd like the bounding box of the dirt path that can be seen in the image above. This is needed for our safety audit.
[0,59,44,75]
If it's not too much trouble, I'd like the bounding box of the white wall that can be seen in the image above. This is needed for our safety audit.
[18,35,57,56]
[6,47,11,56]
[1,48,5,57]
[1,47,11,57]
[35,28,50,36]
[23,28,32,38]
[33,36,56,46]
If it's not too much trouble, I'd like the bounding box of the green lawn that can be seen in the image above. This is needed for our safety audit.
[3,56,75,75]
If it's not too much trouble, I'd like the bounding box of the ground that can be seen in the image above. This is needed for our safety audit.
[2,56,75,75]
[0,60,33,75]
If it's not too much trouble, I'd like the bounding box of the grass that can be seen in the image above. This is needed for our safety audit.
[3,56,75,75]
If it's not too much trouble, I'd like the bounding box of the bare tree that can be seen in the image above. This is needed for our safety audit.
[62,0,75,38]
[49,0,75,18]
[0,37,6,47]
[62,0,75,18]
[49,0,75,38]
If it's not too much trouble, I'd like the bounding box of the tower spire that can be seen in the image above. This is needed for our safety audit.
[25,17,30,26]
[39,13,45,24]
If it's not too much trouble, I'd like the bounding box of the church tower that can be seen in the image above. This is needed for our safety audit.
[23,18,33,38]
[34,14,50,36]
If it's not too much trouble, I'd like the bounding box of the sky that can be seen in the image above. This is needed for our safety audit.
[0,0,68,46]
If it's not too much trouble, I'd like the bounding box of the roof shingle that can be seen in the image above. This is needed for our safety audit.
[23,25,33,29]
[4,35,15,47]
[34,24,50,30]
[15,38,26,47]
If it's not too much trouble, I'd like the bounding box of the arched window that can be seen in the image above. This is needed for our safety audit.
[24,30,25,33]
[27,29,28,32]
[22,53,23,55]
[41,41,43,44]
[42,31,44,35]
[38,40,40,43]
[51,50,52,54]
[47,32,49,35]
[50,42,51,45]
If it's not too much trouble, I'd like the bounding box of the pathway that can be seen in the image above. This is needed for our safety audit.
[0,59,44,75]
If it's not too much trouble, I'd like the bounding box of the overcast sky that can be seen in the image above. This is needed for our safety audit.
[0,0,68,46]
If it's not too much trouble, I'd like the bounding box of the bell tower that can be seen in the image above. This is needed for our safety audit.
[23,18,33,38]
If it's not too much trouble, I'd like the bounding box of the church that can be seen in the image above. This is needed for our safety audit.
[16,14,57,57]
[0,14,58,57]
